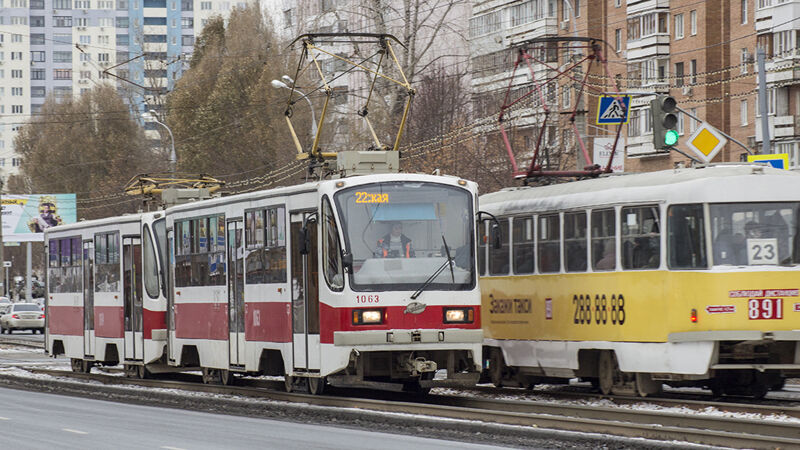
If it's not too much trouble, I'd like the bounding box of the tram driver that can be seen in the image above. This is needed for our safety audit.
[376,222,415,258]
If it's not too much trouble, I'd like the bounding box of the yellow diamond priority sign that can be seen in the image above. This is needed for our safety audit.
[686,122,728,162]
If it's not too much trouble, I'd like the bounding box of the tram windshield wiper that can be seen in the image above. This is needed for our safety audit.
[410,235,455,300]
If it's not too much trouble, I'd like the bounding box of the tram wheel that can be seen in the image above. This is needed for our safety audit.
[489,348,506,388]
[70,358,85,373]
[635,373,662,397]
[201,367,221,384]
[284,374,294,393]
[137,364,150,379]
[124,364,139,378]
[219,369,233,386]
[307,376,326,395]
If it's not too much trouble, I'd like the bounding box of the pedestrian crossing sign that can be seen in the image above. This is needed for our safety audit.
[596,95,631,125]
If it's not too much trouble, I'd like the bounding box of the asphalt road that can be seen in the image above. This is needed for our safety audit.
[0,386,501,450]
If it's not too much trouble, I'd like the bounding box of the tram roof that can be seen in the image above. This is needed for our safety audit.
[480,164,800,214]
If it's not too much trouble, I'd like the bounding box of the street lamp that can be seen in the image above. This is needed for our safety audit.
[143,109,176,175]
[271,78,317,137]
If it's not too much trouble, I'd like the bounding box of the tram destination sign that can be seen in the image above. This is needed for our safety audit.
[1,194,77,242]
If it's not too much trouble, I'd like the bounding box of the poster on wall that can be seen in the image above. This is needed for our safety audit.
[1,194,77,242]
[593,137,625,173]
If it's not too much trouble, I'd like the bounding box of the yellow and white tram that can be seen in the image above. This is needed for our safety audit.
[479,164,800,397]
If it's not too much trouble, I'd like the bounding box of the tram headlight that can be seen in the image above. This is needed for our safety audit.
[443,307,474,324]
[353,309,383,325]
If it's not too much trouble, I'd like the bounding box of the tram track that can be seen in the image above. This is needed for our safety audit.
[16,367,800,449]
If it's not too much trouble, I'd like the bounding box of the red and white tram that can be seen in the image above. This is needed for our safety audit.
[46,171,483,393]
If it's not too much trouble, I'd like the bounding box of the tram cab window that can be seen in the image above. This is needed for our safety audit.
[322,197,344,291]
[489,218,510,275]
[710,202,800,266]
[244,206,286,285]
[512,216,535,274]
[564,211,587,272]
[668,204,707,269]
[94,232,121,292]
[333,182,475,292]
[591,209,616,271]
[621,205,660,270]
[538,214,560,273]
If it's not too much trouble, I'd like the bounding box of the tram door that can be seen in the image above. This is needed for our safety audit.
[227,220,245,366]
[290,212,320,372]
[123,237,143,361]
[83,241,95,357]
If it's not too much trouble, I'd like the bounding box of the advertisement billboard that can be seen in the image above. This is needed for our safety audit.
[2,194,77,242]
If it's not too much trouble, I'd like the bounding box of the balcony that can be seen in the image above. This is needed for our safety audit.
[755,114,800,141]
[506,17,558,46]
[755,0,800,33]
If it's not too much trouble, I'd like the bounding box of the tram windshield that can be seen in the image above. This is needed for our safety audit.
[710,202,800,266]
[334,181,475,291]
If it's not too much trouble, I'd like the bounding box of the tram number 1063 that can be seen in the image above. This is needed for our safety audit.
[573,294,626,325]
[748,298,783,320]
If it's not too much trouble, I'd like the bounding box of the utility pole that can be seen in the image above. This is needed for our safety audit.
[0,179,4,298]
[758,46,771,154]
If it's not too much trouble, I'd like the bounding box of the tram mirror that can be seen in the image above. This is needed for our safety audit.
[341,252,353,272]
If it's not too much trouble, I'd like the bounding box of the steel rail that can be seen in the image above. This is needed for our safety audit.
[20,368,800,448]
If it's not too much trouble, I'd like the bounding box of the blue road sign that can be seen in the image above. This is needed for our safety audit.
[596,95,631,125]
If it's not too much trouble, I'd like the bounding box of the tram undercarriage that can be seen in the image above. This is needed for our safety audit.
[326,349,480,393]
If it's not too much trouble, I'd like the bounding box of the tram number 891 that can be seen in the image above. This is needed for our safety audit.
[573,294,625,325]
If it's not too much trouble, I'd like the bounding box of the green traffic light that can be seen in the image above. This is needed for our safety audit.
[664,129,679,146]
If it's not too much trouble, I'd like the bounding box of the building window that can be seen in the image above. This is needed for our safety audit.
[12,158,21,167]
[11,87,23,96]
[116,17,129,28]
[741,0,748,23]
[11,69,23,79]
[31,51,45,62]
[143,17,167,25]
[31,69,45,80]
[30,16,45,27]
[689,108,698,133]
[30,34,45,45]
[11,34,22,43]
[53,51,72,63]
[690,59,697,84]
[75,18,88,27]
[31,86,45,97]
[181,0,191,9]
[98,53,109,62]
[677,111,685,135]
[756,88,777,116]
[10,16,28,25]
[53,16,73,27]
[10,52,23,60]
[775,30,793,57]
[79,35,91,44]
[74,0,90,7]
[80,53,91,62]
[53,69,72,80]
[690,10,697,35]
[675,13,684,39]
[628,109,641,137]
[11,105,23,114]
[675,62,684,87]
[144,34,167,43]
[98,35,109,45]
[99,18,113,27]
[117,0,127,9]
[200,0,210,9]
[284,9,292,28]
[181,17,193,28]
[615,28,621,52]
[741,100,748,126]
[181,35,194,46]
[53,0,70,8]
[741,48,749,74]
[30,0,43,8]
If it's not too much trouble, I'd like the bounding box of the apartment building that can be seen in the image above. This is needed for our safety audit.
[469,0,770,174]
[0,0,243,179]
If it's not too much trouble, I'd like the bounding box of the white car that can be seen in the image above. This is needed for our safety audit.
[0,303,45,334]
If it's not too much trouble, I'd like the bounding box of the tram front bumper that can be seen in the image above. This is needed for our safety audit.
[333,328,483,347]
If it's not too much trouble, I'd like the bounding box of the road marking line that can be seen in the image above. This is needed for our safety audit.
[0,417,9,420]
[62,428,88,435]
[161,446,187,450]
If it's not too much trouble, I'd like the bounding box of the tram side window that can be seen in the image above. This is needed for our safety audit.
[512,216,535,274]
[621,205,661,270]
[538,214,560,273]
[322,197,343,291]
[174,215,226,287]
[143,225,160,298]
[591,209,616,271]
[489,218,509,275]
[564,211,587,272]
[48,237,81,293]
[245,206,286,285]
[710,203,798,266]
[668,204,707,269]
[94,232,121,292]
[478,220,487,276]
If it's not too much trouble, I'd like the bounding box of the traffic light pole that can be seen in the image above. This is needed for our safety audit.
[674,105,754,155]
